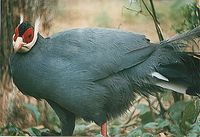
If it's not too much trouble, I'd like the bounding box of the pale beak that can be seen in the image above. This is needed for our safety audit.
[13,37,26,52]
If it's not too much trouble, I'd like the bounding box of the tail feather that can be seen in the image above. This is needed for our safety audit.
[164,26,200,44]
[162,26,200,55]
[154,26,200,97]
[156,54,200,96]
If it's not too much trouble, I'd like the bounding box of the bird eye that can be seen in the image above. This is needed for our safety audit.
[22,27,34,43]
[28,34,32,38]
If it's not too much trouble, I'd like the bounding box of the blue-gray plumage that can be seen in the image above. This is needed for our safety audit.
[11,22,200,136]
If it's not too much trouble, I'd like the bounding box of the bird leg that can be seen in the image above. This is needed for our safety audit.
[47,100,75,135]
[101,122,107,137]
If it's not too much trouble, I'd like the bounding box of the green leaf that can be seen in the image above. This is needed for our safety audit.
[171,0,193,10]
[39,128,49,133]
[179,100,200,134]
[0,128,2,135]
[169,123,184,137]
[195,99,200,117]
[143,122,158,129]
[74,124,87,135]
[23,103,41,124]
[136,104,150,115]
[156,118,170,129]
[188,120,200,136]
[187,132,198,137]
[3,123,24,136]
[181,101,195,126]
[162,92,172,102]
[27,127,41,136]
[142,132,154,137]
[95,134,104,137]
[109,126,120,136]
[168,101,187,122]
[6,123,20,136]
[139,112,154,124]
[127,128,143,137]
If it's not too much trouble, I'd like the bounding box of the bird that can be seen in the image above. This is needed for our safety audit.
[10,17,200,136]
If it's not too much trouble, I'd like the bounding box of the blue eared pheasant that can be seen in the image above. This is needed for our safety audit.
[11,18,200,136]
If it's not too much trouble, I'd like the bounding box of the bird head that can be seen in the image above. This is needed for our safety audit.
[13,15,40,53]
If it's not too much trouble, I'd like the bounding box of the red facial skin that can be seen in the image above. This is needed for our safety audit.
[22,27,34,43]
[13,26,34,44]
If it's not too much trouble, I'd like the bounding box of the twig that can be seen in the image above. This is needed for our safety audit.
[149,97,161,114]
[146,97,156,120]
[149,0,164,41]
[122,97,144,126]
[123,5,142,13]
[123,108,137,125]
[121,122,138,128]
[122,0,147,16]
[141,0,164,41]
[156,93,166,117]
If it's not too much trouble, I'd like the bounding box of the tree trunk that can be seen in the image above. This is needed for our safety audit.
[0,0,57,126]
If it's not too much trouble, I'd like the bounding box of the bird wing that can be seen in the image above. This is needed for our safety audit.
[48,28,156,82]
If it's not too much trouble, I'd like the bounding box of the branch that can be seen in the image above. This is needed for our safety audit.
[156,93,166,117]
[141,0,164,41]
[122,97,144,126]
[123,5,142,13]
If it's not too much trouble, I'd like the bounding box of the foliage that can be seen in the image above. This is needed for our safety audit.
[0,123,24,136]
[0,123,60,136]
[170,1,200,33]
[126,99,199,136]
[44,103,61,133]
[23,103,41,125]
[0,102,60,136]
[1,98,199,136]
[168,100,200,136]
[122,0,200,136]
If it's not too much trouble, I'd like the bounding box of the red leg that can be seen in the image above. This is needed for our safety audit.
[101,122,107,137]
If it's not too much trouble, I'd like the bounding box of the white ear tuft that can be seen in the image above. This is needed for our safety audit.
[34,17,41,33]
[20,14,24,24]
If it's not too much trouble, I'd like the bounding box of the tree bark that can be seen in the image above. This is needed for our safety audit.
[0,0,57,126]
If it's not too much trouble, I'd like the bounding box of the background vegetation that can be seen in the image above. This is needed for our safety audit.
[1,0,200,136]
